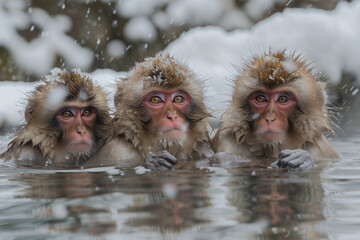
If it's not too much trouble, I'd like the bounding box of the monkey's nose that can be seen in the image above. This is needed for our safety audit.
[76,125,87,135]
[265,112,277,122]
[166,110,178,120]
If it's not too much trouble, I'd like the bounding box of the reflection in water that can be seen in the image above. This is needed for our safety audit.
[123,172,211,231]
[13,171,120,235]
[227,165,326,239]
[8,168,212,237]
[0,135,359,239]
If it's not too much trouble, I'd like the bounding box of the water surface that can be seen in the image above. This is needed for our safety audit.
[0,132,359,240]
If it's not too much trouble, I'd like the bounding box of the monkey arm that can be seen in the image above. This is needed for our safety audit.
[271,149,314,170]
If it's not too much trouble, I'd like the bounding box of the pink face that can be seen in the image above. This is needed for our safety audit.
[248,88,297,142]
[56,102,97,153]
[143,89,190,139]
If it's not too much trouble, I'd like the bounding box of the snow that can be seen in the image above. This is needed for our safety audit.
[106,40,126,58]
[118,0,253,34]
[281,59,298,74]
[115,0,169,18]
[245,0,280,20]
[152,11,171,30]
[0,1,93,75]
[166,0,226,26]
[164,1,360,116]
[89,68,127,111]
[1,1,360,126]
[47,86,68,109]
[218,9,253,30]
[0,81,37,127]
[124,16,157,42]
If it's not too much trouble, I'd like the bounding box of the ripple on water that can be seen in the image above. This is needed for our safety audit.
[0,134,359,239]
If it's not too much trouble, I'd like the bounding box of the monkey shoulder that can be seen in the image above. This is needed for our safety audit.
[304,135,340,160]
[84,137,143,168]
[213,131,247,155]
[197,141,214,156]
[1,144,44,165]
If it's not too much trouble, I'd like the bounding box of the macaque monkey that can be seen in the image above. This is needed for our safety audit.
[85,54,213,170]
[0,69,111,167]
[213,50,339,169]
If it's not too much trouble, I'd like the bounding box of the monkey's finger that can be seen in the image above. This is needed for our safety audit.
[156,151,177,164]
[297,160,314,170]
[280,153,300,163]
[279,149,298,158]
[279,152,306,167]
[158,158,173,169]
[277,159,288,168]
[166,155,177,164]
[270,160,280,168]
[286,158,303,168]
[280,149,311,162]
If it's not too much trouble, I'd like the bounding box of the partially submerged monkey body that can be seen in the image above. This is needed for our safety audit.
[213,50,339,165]
[1,51,339,170]
[1,69,111,167]
[85,54,213,169]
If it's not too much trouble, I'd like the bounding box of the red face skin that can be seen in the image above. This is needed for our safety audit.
[56,102,97,153]
[143,88,190,139]
[248,88,297,142]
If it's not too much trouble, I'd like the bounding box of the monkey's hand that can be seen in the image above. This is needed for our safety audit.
[271,149,314,170]
[144,150,177,170]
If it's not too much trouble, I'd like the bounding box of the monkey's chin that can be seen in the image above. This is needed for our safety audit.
[257,130,285,144]
[159,128,185,139]
[68,142,92,153]
[66,142,95,163]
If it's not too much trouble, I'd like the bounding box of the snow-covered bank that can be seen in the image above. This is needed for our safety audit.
[0,1,359,127]
[0,81,36,127]
[164,0,360,116]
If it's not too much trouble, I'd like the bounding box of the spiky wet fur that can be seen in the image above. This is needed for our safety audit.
[213,50,336,158]
[111,53,212,160]
[0,69,111,166]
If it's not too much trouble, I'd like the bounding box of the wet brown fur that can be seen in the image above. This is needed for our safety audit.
[110,54,212,161]
[213,50,339,159]
[0,69,111,165]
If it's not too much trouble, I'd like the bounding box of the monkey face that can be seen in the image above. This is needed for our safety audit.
[249,88,297,143]
[142,88,191,139]
[56,102,97,153]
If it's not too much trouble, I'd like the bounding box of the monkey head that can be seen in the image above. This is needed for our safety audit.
[4,69,111,164]
[112,53,211,157]
[221,50,332,150]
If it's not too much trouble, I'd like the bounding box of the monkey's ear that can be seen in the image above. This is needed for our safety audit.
[25,101,35,123]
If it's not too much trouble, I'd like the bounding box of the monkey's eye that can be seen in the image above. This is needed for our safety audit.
[255,95,267,103]
[173,95,185,103]
[149,96,163,104]
[61,110,74,118]
[278,95,290,104]
[82,108,95,117]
